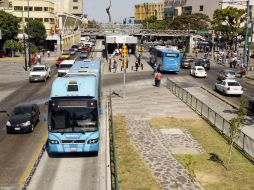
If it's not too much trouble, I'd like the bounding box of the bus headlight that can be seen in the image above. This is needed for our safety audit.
[49,139,59,144]
[87,138,99,144]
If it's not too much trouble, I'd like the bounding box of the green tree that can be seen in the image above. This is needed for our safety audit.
[212,7,246,49]
[143,16,169,30]
[226,99,248,170]
[25,20,46,47]
[4,40,22,57]
[169,13,210,30]
[0,11,20,43]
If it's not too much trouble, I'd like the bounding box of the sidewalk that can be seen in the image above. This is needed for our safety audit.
[109,79,203,189]
[103,54,152,74]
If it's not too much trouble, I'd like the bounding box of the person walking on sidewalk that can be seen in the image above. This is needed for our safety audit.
[47,50,50,57]
[113,59,118,73]
[135,60,139,71]
[154,70,162,87]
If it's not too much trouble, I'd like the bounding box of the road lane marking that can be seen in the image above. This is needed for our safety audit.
[18,130,48,185]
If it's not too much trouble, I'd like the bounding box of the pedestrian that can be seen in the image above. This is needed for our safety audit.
[240,66,246,78]
[154,70,162,87]
[42,49,45,56]
[113,59,118,73]
[36,53,41,64]
[153,63,157,74]
[47,50,50,57]
[138,54,141,66]
[128,48,131,57]
[135,60,139,71]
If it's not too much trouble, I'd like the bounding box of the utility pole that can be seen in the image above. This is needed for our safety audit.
[243,0,250,70]
[22,9,27,71]
[27,0,31,68]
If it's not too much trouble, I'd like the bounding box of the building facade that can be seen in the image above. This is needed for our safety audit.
[164,0,186,20]
[53,0,83,17]
[4,0,56,36]
[184,0,254,19]
[135,2,164,23]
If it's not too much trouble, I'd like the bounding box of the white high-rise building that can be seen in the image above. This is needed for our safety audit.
[54,0,83,17]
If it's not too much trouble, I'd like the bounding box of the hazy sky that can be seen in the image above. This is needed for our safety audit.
[83,0,162,23]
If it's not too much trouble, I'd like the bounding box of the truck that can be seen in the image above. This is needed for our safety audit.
[29,64,51,82]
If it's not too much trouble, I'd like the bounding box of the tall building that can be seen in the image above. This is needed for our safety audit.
[184,0,254,19]
[164,0,186,20]
[53,0,83,17]
[4,0,56,36]
[135,2,164,23]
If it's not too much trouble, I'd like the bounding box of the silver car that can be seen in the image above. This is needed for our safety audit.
[217,69,236,81]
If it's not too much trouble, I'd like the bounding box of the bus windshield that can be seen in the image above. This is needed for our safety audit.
[49,107,98,133]
[165,53,179,58]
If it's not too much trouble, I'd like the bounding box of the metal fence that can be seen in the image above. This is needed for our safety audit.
[166,78,254,161]
[108,90,120,190]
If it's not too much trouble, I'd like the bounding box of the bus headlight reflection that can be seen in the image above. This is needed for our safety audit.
[49,139,59,144]
[87,138,99,144]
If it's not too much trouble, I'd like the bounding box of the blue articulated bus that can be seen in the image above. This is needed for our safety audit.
[47,60,101,155]
[150,46,181,73]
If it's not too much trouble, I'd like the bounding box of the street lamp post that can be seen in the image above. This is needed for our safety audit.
[27,0,31,68]
[243,0,250,70]
[21,9,27,71]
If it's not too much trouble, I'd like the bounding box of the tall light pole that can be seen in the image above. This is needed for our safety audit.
[243,0,250,70]
[27,0,31,68]
[22,9,27,71]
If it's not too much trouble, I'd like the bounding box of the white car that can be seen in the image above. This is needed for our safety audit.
[58,60,75,77]
[29,64,51,82]
[190,66,207,78]
[214,79,243,96]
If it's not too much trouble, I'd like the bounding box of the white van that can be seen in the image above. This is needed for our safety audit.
[58,60,75,77]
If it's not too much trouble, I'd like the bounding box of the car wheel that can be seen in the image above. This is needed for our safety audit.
[214,86,217,91]
[6,128,10,134]
[223,90,226,96]
[44,77,47,82]
[30,124,34,132]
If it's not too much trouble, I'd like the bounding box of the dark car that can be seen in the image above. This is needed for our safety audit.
[217,69,236,81]
[181,59,192,69]
[6,104,40,133]
[194,59,210,70]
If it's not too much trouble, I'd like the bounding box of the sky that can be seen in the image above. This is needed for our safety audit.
[83,0,162,23]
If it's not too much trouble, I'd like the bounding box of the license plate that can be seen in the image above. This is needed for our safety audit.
[15,128,20,130]
[70,147,77,152]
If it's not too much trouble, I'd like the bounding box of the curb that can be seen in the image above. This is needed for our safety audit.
[246,81,254,87]
[201,86,239,109]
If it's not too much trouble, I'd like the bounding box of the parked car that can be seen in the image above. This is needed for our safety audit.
[181,59,192,69]
[217,69,236,81]
[6,104,40,133]
[58,60,75,77]
[80,51,89,59]
[190,66,207,78]
[182,53,194,62]
[69,48,76,55]
[29,65,51,82]
[61,50,71,59]
[194,59,210,70]
[214,79,243,96]
[55,57,67,67]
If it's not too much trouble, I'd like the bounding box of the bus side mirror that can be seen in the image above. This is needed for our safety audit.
[43,114,48,122]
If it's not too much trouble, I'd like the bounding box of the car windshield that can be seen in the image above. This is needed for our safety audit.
[228,82,240,86]
[226,71,235,76]
[32,67,45,71]
[72,45,78,48]
[69,49,75,51]
[59,64,73,69]
[197,68,205,71]
[13,106,31,115]
[49,107,98,133]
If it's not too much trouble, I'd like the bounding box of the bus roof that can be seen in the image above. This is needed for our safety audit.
[50,75,98,99]
[154,46,179,53]
[67,60,101,76]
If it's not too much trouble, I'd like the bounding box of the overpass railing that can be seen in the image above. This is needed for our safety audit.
[166,78,254,162]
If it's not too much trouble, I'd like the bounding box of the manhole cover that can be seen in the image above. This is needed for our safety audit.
[160,128,184,135]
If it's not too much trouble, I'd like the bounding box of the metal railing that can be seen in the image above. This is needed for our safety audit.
[108,90,120,190]
[166,78,254,162]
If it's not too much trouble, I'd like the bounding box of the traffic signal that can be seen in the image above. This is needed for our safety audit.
[122,44,127,57]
